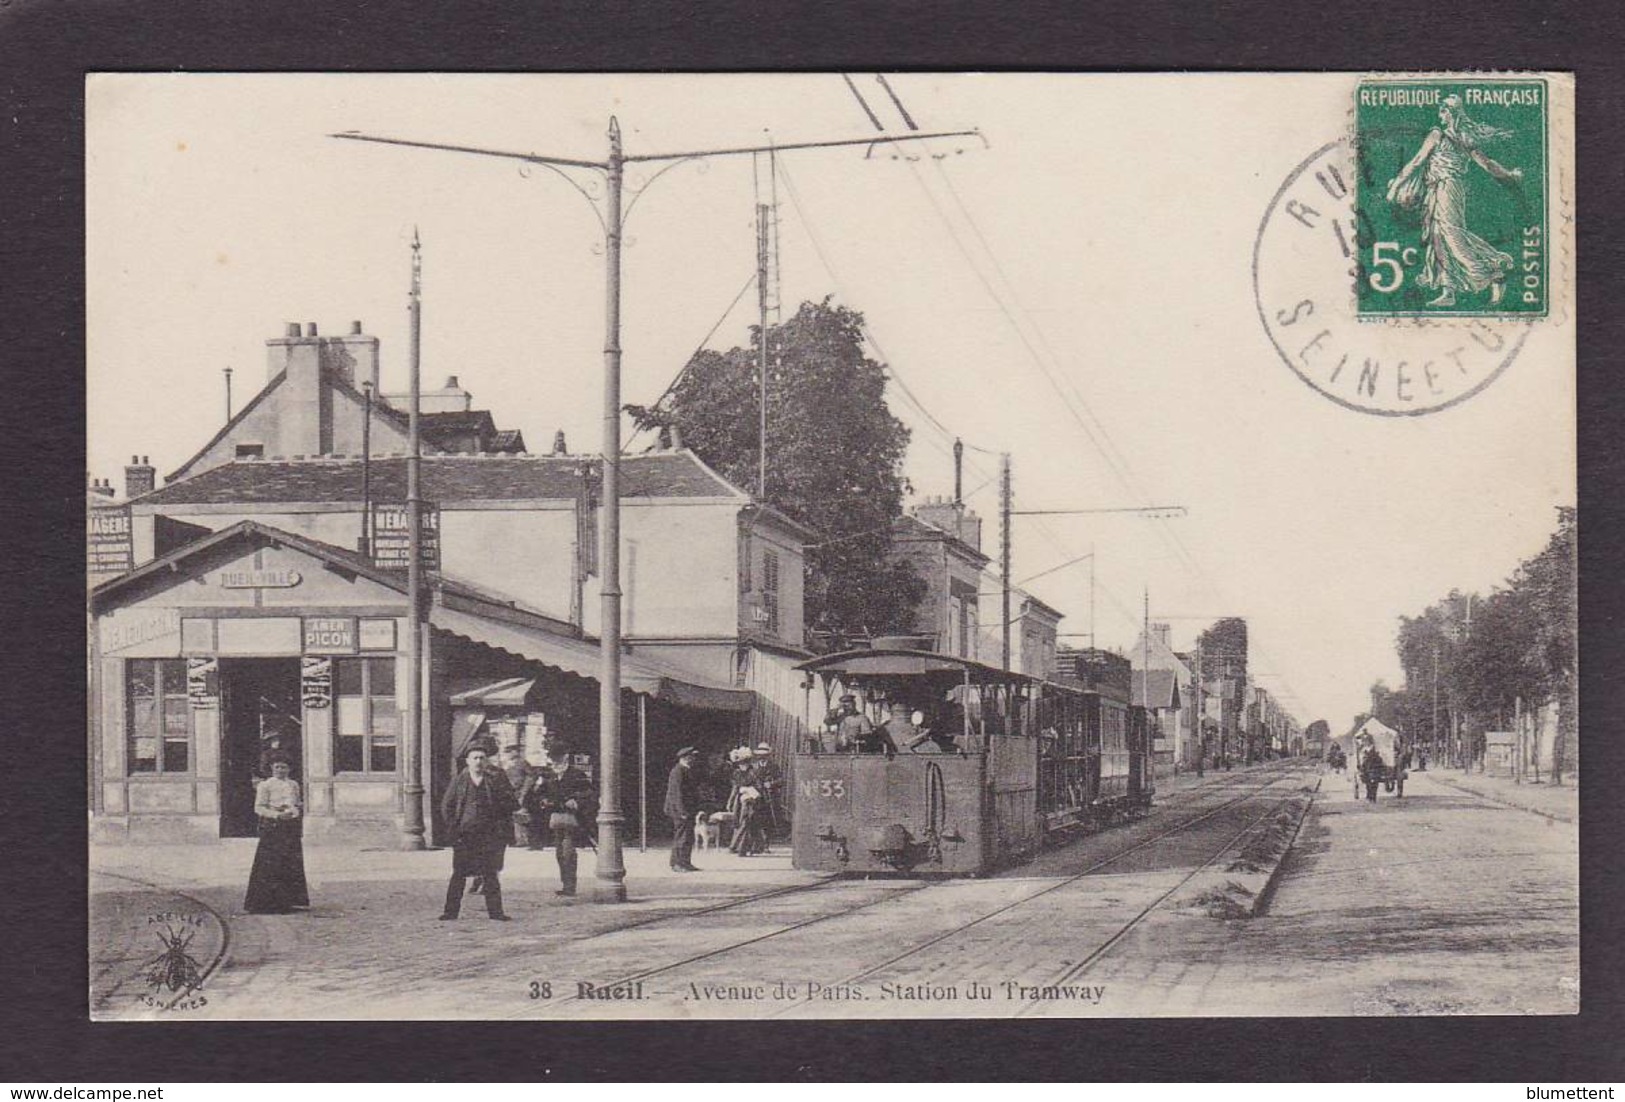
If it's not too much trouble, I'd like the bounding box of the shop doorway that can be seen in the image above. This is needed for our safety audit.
[219,657,302,837]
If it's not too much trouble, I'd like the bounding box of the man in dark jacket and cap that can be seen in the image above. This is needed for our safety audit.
[536,740,597,897]
[439,735,519,920]
[663,746,701,872]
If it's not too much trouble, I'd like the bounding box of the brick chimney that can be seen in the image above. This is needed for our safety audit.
[124,455,156,498]
[913,495,982,553]
[1151,622,1173,651]
[330,319,380,393]
[265,322,327,456]
[551,430,568,456]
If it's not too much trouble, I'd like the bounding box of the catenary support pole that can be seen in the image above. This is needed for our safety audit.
[331,117,982,899]
[401,230,426,851]
[596,119,629,902]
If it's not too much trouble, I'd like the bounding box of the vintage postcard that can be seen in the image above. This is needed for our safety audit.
[87,72,1576,1020]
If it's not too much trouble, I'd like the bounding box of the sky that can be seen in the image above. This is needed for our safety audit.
[86,73,1575,731]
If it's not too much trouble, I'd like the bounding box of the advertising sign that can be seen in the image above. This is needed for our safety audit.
[303,616,357,654]
[300,656,333,709]
[358,618,397,651]
[87,505,134,576]
[186,656,218,708]
[371,503,440,570]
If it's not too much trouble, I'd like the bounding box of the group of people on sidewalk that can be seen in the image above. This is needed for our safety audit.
[439,734,598,921]
[663,742,786,872]
[241,733,787,922]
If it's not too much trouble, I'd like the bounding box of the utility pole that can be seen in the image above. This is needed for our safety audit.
[953,438,963,506]
[359,379,373,556]
[335,116,980,903]
[1001,452,1012,671]
[754,143,779,501]
[1193,644,1204,778]
[223,366,233,422]
[1141,586,1150,761]
[402,228,426,851]
[1431,645,1439,764]
[1089,542,1096,650]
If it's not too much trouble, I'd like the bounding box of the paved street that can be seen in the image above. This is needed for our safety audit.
[90,762,1577,1020]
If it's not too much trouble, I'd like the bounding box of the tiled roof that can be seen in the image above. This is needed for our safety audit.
[490,429,527,454]
[134,452,742,507]
[421,410,496,433]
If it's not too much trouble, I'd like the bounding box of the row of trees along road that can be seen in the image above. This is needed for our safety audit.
[1362,507,1576,782]
[628,298,927,650]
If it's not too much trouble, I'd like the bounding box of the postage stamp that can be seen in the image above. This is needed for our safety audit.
[83,72,1576,1027]
[1354,78,1548,318]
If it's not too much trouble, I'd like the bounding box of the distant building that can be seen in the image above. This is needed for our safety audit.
[889,497,988,660]
[1129,622,1196,771]
[979,585,1061,680]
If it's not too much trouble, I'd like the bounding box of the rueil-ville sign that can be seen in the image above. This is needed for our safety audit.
[220,569,303,589]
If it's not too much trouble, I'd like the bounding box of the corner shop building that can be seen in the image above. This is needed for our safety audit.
[89,519,752,847]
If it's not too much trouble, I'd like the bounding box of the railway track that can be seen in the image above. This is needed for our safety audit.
[768,767,1309,1019]
[510,762,1310,1018]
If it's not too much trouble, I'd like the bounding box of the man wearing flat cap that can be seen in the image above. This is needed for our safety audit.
[438,734,519,920]
[663,746,702,872]
[750,742,786,844]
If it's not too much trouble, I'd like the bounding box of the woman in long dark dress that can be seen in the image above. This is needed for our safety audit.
[244,755,310,914]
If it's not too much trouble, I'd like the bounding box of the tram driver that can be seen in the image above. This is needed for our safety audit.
[833,693,874,753]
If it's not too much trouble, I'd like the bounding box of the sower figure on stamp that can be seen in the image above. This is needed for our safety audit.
[1386,94,1523,308]
[439,736,518,920]
[664,746,701,872]
[537,741,597,897]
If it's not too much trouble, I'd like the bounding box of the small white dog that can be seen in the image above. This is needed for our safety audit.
[695,810,719,850]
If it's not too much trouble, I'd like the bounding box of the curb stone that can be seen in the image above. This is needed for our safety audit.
[1176,776,1319,920]
[1425,773,1575,825]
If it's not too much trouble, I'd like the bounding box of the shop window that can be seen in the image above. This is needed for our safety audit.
[127,658,191,774]
[335,657,399,774]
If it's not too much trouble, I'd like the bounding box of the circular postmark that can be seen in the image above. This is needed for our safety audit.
[1253,139,1530,416]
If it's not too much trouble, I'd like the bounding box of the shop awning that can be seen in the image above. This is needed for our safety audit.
[448,710,486,757]
[449,678,536,708]
[430,605,754,714]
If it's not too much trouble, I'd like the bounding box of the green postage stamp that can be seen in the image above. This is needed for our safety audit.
[1355,78,1547,317]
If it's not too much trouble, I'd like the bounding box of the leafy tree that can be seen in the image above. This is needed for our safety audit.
[628,298,926,646]
[1389,508,1576,779]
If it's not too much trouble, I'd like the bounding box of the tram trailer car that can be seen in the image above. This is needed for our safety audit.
[791,647,1152,877]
